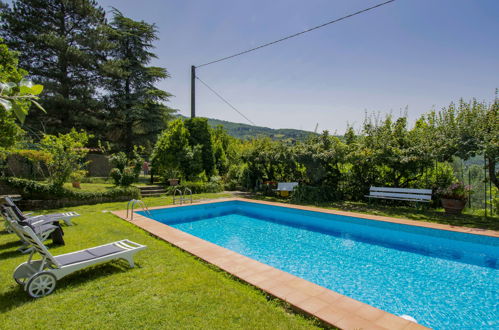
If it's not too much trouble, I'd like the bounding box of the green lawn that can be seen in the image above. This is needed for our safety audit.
[0,193,321,329]
[63,182,116,192]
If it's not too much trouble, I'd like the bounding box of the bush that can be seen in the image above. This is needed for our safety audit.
[109,151,143,186]
[1,177,140,200]
[290,185,342,204]
[165,180,224,194]
[39,129,91,188]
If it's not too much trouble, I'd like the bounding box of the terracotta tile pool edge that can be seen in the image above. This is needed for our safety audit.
[135,197,499,238]
[111,202,431,330]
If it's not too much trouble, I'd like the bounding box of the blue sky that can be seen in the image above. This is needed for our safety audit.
[30,1,499,132]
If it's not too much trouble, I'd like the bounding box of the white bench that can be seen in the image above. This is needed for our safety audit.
[365,187,432,204]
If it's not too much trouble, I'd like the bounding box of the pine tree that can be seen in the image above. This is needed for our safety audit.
[0,0,107,135]
[102,9,175,153]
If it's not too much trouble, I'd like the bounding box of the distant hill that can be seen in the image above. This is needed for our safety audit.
[177,115,316,141]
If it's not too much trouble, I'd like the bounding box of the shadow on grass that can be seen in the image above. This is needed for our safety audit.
[0,241,65,260]
[0,260,137,313]
[0,240,22,250]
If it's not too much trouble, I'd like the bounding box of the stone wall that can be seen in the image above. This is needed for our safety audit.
[86,153,111,177]
[4,153,111,178]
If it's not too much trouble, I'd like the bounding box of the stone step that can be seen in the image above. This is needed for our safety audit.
[141,192,165,197]
[138,185,165,191]
[140,189,165,193]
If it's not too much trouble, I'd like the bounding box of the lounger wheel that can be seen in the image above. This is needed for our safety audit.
[26,272,57,298]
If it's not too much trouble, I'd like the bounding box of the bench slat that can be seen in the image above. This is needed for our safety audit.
[365,195,431,202]
[370,187,432,195]
[369,191,432,200]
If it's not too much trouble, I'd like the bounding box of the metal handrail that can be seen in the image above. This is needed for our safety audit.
[173,189,183,205]
[183,187,192,204]
[126,199,151,220]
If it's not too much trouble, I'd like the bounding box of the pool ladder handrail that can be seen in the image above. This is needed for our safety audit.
[183,187,192,204]
[172,188,193,205]
[173,189,183,205]
[126,199,151,220]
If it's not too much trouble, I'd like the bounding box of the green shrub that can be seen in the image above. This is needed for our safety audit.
[109,151,143,186]
[39,129,91,188]
[290,185,342,204]
[120,167,136,187]
[165,180,223,194]
[1,177,140,200]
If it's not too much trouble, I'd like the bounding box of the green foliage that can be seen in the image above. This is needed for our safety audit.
[39,129,91,188]
[101,9,175,152]
[152,119,203,180]
[242,138,301,189]
[109,152,128,172]
[212,125,235,176]
[69,170,87,183]
[184,118,215,176]
[1,176,139,200]
[166,180,224,194]
[0,78,44,123]
[295,131,346,187]
[1,0,108,136]
[109,150,143,186]
[291,185,341,204]
[0,40,41,149]
[420,97,498,189]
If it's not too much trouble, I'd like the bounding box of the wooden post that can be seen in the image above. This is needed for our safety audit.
[191,65,196,118]
[468,167,471,208]
[484,156,487,217]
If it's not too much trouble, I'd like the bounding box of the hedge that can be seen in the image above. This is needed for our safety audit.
[1,177,140,201]
[165,180,224,194]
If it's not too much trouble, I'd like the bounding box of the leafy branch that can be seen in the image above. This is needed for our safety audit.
[0,79,46,123]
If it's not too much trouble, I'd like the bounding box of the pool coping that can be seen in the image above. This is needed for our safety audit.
[112,197,499,329]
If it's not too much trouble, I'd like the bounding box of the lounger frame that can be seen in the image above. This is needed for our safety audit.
[12,222,146,297]
[3,196,78,226]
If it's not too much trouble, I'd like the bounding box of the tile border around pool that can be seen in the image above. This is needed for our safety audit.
[113,197,499,328]
[112,198,465,329]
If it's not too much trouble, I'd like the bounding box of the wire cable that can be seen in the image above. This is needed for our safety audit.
[196,0,396,68]
[196,76,256,125]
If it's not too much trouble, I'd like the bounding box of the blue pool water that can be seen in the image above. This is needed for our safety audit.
[139,201,499,329]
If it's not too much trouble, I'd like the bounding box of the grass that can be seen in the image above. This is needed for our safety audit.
[0,192,322,329]
[250,194,499,231]
[63,182,116,192]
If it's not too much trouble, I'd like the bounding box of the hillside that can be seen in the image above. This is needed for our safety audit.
[177,115,316,141]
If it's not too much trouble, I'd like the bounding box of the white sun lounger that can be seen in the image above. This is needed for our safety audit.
[1,205,60,253]
[3,196,79,226]
[12,221,147,298]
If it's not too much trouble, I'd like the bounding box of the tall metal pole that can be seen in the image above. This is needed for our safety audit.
[191,65,196,118]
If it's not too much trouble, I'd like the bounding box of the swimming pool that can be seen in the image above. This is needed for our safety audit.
[139,200,499,329]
